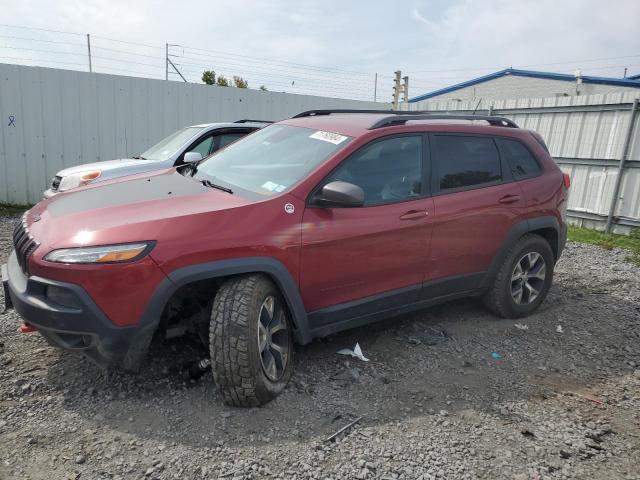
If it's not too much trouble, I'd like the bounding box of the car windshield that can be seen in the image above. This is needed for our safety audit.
[194,124,352,196]
[139,126,204,161]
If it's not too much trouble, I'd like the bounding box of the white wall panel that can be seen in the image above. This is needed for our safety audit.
[0,63,387,204]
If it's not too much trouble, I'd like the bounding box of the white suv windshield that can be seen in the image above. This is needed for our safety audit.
[140,126,204,161]
[194,124,352,196]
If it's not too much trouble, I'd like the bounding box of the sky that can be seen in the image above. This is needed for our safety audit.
[1,0,639,101]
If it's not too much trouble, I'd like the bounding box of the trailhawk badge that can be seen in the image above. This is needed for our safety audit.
[284,203,295,214]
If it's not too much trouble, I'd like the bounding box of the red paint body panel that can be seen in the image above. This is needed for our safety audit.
[428,183,526,281]
[300,198,433,312]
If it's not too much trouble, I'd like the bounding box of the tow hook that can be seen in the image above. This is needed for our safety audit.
[19,323,37,333]
[188,358,211,380]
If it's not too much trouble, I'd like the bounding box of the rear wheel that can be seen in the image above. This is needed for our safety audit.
[209,274,293,407]
[483,234,554,318]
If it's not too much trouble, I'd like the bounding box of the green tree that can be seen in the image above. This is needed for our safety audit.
[201,70,216,85]
[216,75,230,87]
[233,76,249,88]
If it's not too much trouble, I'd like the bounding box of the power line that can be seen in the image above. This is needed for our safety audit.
[0,56,87,67]
[0,23,83,36]
[406,53,640,74]
[0,34,84,47]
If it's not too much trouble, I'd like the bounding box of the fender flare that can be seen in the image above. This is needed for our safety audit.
[480,215,560,291]
[125,257,311,369]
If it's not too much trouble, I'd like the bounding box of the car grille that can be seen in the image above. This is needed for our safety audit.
[12,217,39,275]
[51,175,62,191]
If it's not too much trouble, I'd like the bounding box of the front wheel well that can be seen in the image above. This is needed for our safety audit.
[155,272,302,343]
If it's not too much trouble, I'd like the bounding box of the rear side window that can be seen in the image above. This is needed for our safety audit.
[497,138,542,179]
[433,135,501,191]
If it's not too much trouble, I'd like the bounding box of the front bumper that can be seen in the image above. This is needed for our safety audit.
[3,251,137,368]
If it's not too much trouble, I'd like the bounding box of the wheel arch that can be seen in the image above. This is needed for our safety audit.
[128,257,311,367]
[480,216,561,291]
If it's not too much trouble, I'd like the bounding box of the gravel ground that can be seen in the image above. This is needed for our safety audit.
[0,213,639,480]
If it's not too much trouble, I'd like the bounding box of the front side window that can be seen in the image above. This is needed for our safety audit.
[497,138,542,179]
[194,125,352,196]
[326,136,422,205]
[213,132,246,152]
[189,135,214,156]
[141,127,204,161]
[433,135,501,191]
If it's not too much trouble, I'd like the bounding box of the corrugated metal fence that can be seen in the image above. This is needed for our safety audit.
[403,92,640,233]
[0,63,386,204]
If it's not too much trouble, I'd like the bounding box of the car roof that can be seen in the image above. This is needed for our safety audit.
[279,112,521,138]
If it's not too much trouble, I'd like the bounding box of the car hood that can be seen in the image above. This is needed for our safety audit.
[56,158,168,177]
[27,170,253,250]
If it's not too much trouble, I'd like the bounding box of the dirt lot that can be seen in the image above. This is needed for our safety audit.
[1,213,639,480]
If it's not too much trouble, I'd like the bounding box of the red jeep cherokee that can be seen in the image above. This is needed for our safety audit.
[3,110,568,406]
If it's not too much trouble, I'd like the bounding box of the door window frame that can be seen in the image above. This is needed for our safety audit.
[307,133,432,208]
[429,132,516,196]
[494,137,544,181]
[174,127,254,165]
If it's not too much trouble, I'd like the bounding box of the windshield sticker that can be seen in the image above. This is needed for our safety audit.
[261,181,287,193]
[309,130,348,145]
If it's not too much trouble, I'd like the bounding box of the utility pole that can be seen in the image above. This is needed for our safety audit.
[86,34,92,73]
[402,75,409,102]
[392,70,402,110]
[165,43,169,80]
[373,73,378,102]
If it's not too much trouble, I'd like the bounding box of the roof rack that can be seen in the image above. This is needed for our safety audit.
[291,109,518,129]
[293,109,394,118]
[368,114,518,129]
[234,119,273,124]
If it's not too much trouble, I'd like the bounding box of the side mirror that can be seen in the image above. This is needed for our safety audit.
[183,151,203,164]
[314,181,364,208]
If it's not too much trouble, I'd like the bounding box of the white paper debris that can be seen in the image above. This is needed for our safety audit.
[337,342,369,362]
[514,323,529,330]
[556,325,564,333]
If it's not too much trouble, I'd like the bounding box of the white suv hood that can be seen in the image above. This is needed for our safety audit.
[56,158,169,177]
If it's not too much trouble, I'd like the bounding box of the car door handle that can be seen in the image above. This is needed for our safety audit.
[400,210,429,220]
[498,194,521,204]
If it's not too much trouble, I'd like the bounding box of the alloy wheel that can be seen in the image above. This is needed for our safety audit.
[257,296,290,382]
[511,252,546,305]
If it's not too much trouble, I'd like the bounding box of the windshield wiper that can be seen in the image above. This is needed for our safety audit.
[201,179,233,194]
[132,155,147,160]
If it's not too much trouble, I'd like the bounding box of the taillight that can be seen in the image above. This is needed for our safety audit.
[563,173,571,189]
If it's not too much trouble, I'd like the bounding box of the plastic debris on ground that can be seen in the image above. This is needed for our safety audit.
[514,323,529,330]
[337,342,370,362]
[491,351,503,359]
[556,325,564,333]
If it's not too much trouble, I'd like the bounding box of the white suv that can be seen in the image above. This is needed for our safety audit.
[43,120,269,198]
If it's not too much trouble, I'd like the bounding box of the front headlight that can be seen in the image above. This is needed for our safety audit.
[44,242,154,264]
[58,170,102,191]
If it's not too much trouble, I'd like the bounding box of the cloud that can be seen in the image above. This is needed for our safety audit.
[0,0,638,100]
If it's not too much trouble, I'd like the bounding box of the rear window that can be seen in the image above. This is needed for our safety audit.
[497,138,542,179]
[433,135,501,191]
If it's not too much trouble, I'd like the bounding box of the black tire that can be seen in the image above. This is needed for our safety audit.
[483,234,554,318]
[209,274,294,407]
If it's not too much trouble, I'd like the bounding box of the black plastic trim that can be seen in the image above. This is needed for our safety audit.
[307,273,485,339]
[4,252,136,368]
[136,257,312,346]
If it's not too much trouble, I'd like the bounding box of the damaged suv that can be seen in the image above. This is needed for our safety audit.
[3,110,569,407]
